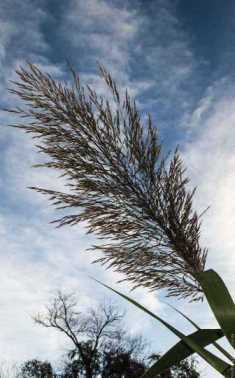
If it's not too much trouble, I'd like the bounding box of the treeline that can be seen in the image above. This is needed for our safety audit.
[5,291,200,378]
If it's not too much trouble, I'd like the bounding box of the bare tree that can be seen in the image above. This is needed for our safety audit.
[32,294,200,378]
[7,63,207,301]
[34,292,122,378]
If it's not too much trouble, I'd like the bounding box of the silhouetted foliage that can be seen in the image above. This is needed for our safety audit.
[20,359,53,378]
[101,350,146,377]
[149,354,200,378]
[171,357,200,378]
[66,341,100,378]
[32,291,200,377]
[34,292,129,378]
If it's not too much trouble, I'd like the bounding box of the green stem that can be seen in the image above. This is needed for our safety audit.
[164,302,235,364]
[213,342,235,364]
[231,364,235,378]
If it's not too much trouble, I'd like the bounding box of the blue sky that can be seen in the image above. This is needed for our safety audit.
[1,0,235,376]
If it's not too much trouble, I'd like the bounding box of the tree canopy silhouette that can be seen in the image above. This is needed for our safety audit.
[32,291,200,378]
[34,292,122,378]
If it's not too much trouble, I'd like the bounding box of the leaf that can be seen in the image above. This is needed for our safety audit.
[165,302,200,330]
[143,328,223,378]
[196,269,235,349]
[93,278,232,377]
[166,302,235,363]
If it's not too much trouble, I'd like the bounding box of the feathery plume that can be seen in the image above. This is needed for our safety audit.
[6,63,208,300]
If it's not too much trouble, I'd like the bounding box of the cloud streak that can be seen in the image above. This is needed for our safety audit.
[1,1,235,377]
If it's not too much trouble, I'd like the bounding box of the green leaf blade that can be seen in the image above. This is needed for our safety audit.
[143,329,223,378]
[166,302,235,363]
[93,278,232,377]
[196,269,235,349]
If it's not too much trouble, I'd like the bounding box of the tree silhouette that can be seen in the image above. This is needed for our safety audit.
[34,292,122,378]
[33,291,200,378]
[19,359,53,378]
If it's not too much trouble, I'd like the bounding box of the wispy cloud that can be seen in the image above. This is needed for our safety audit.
[1,1,235,376]
[63,0,140,71]
[178,80,235,377]
[0,0,199,368]
[184,79,235,274]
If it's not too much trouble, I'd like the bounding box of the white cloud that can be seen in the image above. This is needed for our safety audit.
[184,81,235,272]
[140,2,195,93]
[179,81,235,377]
[1,112,163,366]
[2,1,234,376]
[0,2,51,111]
[65,0,140,72]
[0,200,164,364]
[0,21,16,64]
[0,209,101,362]
[59,0,156,105]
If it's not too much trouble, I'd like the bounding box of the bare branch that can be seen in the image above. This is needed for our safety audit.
[33,292,122,355]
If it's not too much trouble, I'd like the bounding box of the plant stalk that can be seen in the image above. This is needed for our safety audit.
[231,364,235,378]
[213,342,235,364]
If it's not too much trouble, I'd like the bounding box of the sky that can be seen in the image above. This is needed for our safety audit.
[1,0,235,376]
